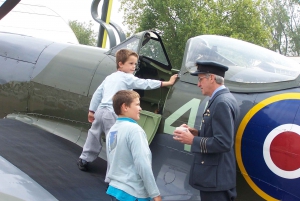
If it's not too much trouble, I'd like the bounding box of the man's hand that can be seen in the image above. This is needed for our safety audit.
[173,126,195,145]
[153,196,162,201]
[88,111,95,123]
[181,124,198,136]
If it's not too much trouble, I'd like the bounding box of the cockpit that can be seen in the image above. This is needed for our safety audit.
[184,35,300,84]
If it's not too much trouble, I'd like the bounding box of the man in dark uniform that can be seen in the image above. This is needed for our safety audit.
[173,61,239,201]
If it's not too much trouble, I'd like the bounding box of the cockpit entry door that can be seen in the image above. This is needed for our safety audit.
[137,110,161,144]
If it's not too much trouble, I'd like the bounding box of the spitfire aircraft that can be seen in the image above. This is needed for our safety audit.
[1,17,300,201]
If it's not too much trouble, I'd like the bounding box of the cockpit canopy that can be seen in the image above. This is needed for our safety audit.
[184,35,300,83]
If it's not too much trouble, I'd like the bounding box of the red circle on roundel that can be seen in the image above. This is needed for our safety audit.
[270,131,300,171]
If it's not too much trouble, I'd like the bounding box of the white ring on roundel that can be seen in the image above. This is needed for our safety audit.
[263,123,300,179]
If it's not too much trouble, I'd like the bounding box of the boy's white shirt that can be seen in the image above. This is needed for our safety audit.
[89,71,161,112]
[106,119,160,198]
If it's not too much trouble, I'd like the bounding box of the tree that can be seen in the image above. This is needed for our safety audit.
[265,0,300,56]
[69,20,97,46]
[120,0,272,69]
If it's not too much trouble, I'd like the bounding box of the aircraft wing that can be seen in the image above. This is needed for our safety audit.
[0,118,111,201]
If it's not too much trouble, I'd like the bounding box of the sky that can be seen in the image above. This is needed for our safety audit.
[21,0,126,33]
[0,0,126,46]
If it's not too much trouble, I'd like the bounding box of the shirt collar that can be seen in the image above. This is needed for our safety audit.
[210,85,226,100]
[117,117,137,124]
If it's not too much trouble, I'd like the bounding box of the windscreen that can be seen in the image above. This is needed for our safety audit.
[111,32,169,66]
[185,35,300,83]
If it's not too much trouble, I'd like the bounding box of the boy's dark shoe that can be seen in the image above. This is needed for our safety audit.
[77,158,88,171]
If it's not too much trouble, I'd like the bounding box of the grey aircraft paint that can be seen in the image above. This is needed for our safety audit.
[1,30,300,201]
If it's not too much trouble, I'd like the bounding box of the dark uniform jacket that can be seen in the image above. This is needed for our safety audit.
[189,88,239,191]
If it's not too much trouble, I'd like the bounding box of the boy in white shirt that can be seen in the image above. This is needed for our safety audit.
[106,90,161,201]
[78,49,177,171]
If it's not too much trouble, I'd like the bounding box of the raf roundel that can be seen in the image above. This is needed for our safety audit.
[263,124,300,179]
[236,93,300,201]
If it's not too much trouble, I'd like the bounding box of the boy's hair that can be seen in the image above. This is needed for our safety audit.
[115,49,138,69]
[113,90,140,115]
